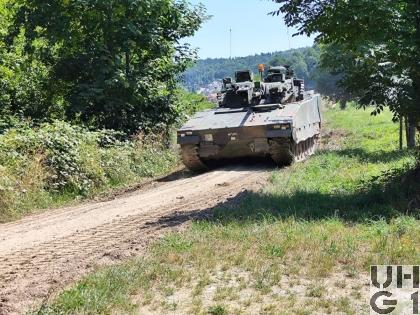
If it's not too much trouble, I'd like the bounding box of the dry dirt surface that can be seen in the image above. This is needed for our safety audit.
[0,166,269,315]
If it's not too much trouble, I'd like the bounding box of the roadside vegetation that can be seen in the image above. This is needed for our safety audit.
[34,106,420,315]
[0,121,178,222]
[0,90,213,223]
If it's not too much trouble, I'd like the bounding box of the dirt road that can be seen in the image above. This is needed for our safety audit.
[0,166,268,314]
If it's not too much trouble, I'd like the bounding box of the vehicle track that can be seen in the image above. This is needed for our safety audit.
[0,166,268,314]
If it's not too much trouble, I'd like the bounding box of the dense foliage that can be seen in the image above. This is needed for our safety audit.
[175,89,215,117]
[272,0,420,146]
[1,0,206,134]
[0,121,178,222]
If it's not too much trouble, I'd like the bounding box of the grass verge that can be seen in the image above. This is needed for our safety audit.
[34,106,419,315]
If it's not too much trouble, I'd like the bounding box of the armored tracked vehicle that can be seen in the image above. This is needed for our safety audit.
[178,65,322,172]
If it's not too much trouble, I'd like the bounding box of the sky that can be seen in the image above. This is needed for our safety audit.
[186,0,315,59]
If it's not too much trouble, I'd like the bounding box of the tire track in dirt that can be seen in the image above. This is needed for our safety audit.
[0,166,269,314]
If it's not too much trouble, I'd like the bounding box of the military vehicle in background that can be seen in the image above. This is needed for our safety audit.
[177,65,321,172]
[262,66,304,104]
[218,70,262,108]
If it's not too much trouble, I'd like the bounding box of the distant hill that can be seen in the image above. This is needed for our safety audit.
[182,47,321,91]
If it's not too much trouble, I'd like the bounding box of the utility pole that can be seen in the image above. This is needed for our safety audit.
[229,28,232,59]
[286,27,291,50]
[400,116,404,150]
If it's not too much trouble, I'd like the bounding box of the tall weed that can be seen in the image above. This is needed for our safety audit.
[0,121,178,221]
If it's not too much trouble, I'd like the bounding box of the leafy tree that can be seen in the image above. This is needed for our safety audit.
[6,0,206,134]
[1,0,74,123]
[174,89,214,119]
[272,0,420,147]
[315,43,355,106]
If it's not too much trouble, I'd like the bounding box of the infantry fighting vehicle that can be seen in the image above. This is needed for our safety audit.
[177,65,321,172]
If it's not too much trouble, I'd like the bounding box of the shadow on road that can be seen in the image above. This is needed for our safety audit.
[156,169,192,182]
[150,154,419,230]
[157,157,278,183]
[333,148,411,163]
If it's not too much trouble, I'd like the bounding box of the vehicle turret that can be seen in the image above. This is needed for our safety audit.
[218,70,262,108]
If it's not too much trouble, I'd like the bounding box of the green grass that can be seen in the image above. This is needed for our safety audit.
[34,107,419,315]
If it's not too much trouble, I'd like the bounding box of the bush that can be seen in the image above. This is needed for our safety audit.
[0,121,178,222]
[174,89,215,121]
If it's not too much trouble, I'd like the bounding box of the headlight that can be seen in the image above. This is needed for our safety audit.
[179,131,193,137]
[228,132,238,141]
[273,124,291,130]
[204,134,213,142]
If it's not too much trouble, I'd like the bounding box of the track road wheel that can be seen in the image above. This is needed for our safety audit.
[181,144,208,172]
[269,139,294,167]
[313,135,320,154]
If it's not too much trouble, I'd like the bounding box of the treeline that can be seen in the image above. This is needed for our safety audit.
[183,50,297,90]
[183,48,313,90]
[183,46,345,99]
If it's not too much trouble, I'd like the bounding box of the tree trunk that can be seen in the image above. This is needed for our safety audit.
[400,116,404,150]
[410,0,420,148]
[408,116,417,148]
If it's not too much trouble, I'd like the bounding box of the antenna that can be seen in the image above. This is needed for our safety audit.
[229,28,232,59]
[286,27,291,50]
